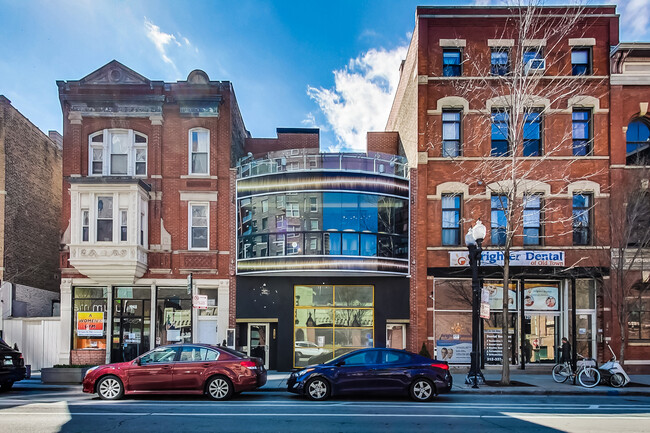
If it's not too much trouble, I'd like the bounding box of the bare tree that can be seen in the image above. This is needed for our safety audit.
[596,170,650,365]
[430,2,609,384]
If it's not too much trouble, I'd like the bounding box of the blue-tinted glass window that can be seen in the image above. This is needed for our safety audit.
[626,120,650,165]
[523,110,542,156]
[523,194,541,245]
[491,49,509,75]
[441,194,461,246]
[491,195,508,246]
[326,232,341,255]
[573,193,591,245]
[359,195,378,232]
[572,110,592,156]
[323,192,342,231]
[571,48,590,75]
[360,234,377,256]
[491,110,510,156]
[342,233,359,255]
[523,49,542,66]
[443,49,462,77]
[442,111,461,157]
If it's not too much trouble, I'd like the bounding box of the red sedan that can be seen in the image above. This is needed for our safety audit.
[83,344,267,400]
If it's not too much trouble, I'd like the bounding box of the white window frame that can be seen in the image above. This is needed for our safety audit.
[287,202,300,217]
[119,209,128,242]
[309,197,318,212]
[88,129,148,177]
[188,202,210,250]
[96,195,114,242]
[188,128,210,176]
[81,209,89,242]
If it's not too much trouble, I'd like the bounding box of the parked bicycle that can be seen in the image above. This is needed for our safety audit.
[552,354,601,388]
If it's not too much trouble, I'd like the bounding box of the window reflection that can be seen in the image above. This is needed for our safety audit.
[238,192,407,259]
[294,285,374,367]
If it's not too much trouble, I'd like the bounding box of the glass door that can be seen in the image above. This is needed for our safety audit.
[248,323,269,369]
[523,314,558,364]
[575,312,595,359]
[111,293,150,363]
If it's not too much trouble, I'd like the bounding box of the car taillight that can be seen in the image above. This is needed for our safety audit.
[431,363,449,370]
[241,360,257,369]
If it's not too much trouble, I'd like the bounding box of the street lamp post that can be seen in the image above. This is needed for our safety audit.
[465,219,486,388]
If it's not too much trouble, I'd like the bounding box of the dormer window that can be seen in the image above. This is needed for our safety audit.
[88,130,148,176]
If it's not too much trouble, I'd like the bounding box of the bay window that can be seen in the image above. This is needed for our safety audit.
[88,130,148,176]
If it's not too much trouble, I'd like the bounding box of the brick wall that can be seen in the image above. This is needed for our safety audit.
[71,349,105,366]
[0,96,62,293]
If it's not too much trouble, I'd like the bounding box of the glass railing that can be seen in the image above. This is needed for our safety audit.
[236,150,409,179]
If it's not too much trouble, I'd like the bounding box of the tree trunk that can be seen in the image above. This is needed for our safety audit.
[500,252,511,385]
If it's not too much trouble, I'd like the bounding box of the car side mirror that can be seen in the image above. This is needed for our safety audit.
[134,358,141,366]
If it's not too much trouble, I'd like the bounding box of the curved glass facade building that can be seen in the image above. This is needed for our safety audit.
[236,149,410,275]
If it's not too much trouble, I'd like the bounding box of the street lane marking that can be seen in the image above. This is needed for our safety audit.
[1,412,650,419]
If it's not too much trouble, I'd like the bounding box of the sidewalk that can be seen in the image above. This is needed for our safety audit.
[12,370,650,396]
[260,369,650,396]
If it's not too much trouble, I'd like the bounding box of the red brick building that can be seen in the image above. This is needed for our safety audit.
[387,6,631,369]
[0,96,62,322]
[56,61,248,365]
[609,43,650,371]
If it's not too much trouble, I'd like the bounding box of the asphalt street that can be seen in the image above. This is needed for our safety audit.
[1,387,650,433]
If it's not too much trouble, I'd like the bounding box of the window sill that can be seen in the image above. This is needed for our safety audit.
[628,342,650,346]
[181,174,218,180]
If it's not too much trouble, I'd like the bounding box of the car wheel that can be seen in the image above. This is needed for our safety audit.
[96,376,124,400]
[206,376,233,401]
[0,382,13,392]
[410,378,435,402]
[306,377,330,401]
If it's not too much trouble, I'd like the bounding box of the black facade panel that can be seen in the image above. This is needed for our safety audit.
[236,276,409,371]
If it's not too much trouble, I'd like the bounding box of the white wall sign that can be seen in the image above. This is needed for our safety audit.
[192,294,208,309]
[450,250,565,267]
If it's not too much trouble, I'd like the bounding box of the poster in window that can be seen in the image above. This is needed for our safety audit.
[77,312,104,337]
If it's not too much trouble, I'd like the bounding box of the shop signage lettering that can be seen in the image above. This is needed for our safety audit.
[77,312,104,337]
[449,250,565,267]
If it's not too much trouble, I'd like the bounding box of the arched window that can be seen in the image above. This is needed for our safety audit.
[627,120,650,165]
[88,130,148,176]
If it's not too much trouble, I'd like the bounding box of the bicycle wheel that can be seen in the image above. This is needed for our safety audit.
[578,367,601,388]
[610,372,626,388]
[552,364,570,383]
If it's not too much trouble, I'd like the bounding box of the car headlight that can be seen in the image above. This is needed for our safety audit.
[84,366,99,377]
[297,368,314,377]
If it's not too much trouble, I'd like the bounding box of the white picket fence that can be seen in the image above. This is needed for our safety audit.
[2,317,60,371]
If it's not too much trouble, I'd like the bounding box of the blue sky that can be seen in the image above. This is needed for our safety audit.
[0,0,648,151]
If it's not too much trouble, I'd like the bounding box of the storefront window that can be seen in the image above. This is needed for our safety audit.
[576,279,596,309]
[294,285,373,367]
[73,287,108,350]
[156,287,192,346]
[627,283,650,341]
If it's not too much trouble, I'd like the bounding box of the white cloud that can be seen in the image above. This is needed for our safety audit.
[617,0,650,36]
[307,45,408,152]
[144,18,181,67]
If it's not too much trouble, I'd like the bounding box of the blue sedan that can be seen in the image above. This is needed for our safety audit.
[287,348,452,401]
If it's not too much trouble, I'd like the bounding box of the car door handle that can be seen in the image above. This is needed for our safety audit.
[202,363,211,368]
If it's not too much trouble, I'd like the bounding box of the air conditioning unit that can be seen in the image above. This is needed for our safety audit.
[525,58,546,75]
